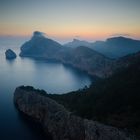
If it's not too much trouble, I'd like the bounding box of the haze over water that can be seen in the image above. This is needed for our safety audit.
[0,40,92,139]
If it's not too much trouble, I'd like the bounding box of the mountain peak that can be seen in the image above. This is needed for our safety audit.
[107,36,133,42]
[33,31,46,38]
[64,39,91,48]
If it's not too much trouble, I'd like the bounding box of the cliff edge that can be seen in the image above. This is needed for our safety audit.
[14,86,134,140]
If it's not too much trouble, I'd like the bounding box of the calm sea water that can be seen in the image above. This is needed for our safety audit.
[0,47,92,140]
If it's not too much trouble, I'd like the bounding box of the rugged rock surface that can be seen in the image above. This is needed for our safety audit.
[5,49,17,59]
[14,86,134,140]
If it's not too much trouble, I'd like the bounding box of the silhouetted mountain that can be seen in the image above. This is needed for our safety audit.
[20,31,63,58]
[63,36,140,58]
[91,36,140,58]
[48,51,140,138]
[20,32,113,78]
[19,32,140,78]
[55,46,113,77]
[64,39,92,48]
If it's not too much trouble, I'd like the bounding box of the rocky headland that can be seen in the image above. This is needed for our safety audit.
[14,86,135,140]
[19,31,140,78]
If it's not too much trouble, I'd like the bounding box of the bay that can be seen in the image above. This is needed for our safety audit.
[0,47,92,140]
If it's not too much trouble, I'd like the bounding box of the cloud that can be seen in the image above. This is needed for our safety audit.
[110,33,131,37]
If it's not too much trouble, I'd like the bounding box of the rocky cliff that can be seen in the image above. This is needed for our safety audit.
[14,86,134,140]
[19,31,62,58]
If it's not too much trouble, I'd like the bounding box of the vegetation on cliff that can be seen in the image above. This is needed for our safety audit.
[47,56,140,138]
[14,86,135,140]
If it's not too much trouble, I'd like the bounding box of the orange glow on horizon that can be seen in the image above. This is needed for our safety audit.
[0,24,140,41]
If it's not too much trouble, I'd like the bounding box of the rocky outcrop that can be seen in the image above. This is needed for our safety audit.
[14,86,134,140]
[5,49,17,59]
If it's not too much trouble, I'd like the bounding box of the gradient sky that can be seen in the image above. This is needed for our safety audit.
[0,0,140,42]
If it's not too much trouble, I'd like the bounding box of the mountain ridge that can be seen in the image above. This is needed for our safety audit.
[19,31,140,78]
[91,36,140,58]
[64,39,92,48]
[64,36,140,58]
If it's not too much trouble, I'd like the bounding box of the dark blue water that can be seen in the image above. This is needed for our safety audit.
[0,47,92,140]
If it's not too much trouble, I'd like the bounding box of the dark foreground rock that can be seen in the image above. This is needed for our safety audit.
[5,49,17,59]
[14,86,135,140]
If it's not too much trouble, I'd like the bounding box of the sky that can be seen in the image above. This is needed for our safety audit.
[0,0,140,42]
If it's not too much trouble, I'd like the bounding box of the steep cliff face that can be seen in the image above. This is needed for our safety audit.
[14,86,134,140]
[19,31,62,58]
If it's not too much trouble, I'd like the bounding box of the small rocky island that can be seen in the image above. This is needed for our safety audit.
[14,86,134,140]
[5,49,17,59]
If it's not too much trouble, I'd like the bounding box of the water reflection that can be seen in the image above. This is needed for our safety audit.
[6,59,16,65]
